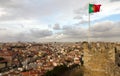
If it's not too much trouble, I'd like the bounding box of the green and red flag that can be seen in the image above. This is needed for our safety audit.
[89,4,101,13]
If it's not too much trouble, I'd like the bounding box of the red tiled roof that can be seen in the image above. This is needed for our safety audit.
[21,70,39,76]
[21,72,30,76]
[0,50,13,56]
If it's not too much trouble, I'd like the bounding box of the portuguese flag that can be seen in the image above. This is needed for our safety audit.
[89,4,101,13]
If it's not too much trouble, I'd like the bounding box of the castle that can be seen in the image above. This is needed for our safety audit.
[82,42,120,76]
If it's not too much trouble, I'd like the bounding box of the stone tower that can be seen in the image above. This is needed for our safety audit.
[82,42,117,76]
[115,43,120,67]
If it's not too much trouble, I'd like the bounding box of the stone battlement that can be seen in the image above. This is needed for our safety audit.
[82,42,120,76]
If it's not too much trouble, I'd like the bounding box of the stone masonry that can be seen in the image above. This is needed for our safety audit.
[82,42,120,76]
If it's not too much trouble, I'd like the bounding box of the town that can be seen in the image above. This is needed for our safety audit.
[0,42,84,76]
[0,42,120,76]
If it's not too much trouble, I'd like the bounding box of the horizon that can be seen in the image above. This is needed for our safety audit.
[0,41,119,43]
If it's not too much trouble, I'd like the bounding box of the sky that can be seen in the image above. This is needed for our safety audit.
[0,0,120,42]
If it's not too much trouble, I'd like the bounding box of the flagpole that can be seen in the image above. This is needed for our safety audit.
[88,3,101,43]
[88,4,91,43]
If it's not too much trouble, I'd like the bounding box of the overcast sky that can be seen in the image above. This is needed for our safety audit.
[0,0,120,42]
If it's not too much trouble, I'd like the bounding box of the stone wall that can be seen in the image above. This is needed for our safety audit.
[115,44,120,67]
[82,42,120,76]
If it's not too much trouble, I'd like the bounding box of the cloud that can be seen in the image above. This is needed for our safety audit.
[73,3,88,20]
[0,0,53,20]
[91,21,114,32]
[0,21,120,42]
[0,28,53,42]
[74,16,83,20]
[91,21,120,39]
[0,0,84,21]
[30,28,53,38]
[0,28,7,30]
[0,0,120,42]
[53,24,61,30]
[110,0,120,2]
[80,20,88,24]
[74,0,120,22]
[55,21,120,42]
[62,25,88,38]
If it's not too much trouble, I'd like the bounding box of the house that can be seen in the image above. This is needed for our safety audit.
[0,50,13,66]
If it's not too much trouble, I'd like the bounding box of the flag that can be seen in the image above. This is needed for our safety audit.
[89,4,101,13]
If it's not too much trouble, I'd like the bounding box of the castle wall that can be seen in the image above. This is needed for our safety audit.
[82,42,120,76]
